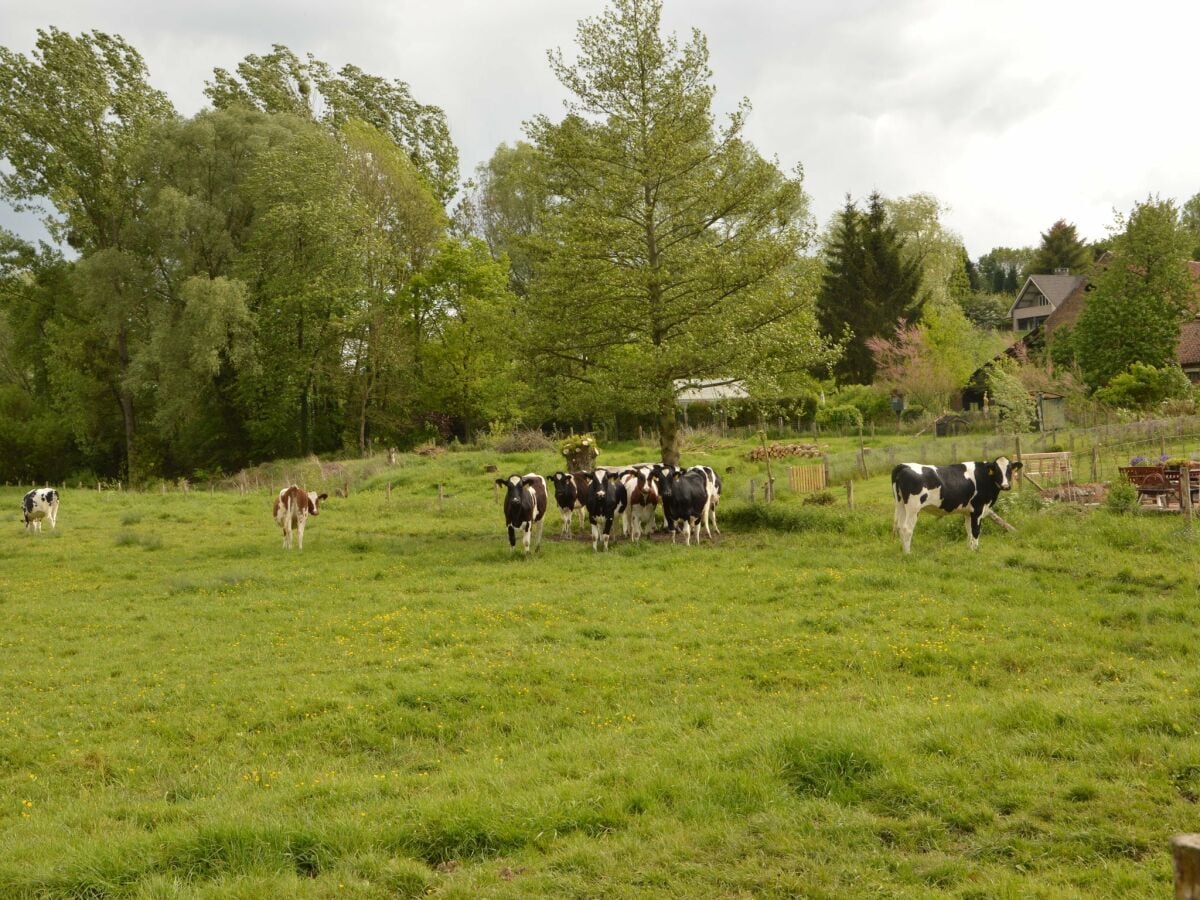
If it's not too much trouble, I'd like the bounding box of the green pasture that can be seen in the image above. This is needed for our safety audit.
[2,441,1198,898]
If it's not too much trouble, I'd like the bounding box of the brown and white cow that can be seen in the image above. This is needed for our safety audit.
[621,465,659,541]
[273,485,328,550]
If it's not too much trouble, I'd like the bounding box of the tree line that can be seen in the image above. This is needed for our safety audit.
[2,1,1198,483]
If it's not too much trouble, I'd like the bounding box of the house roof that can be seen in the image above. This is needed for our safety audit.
[1006,274,1087,318]
[1178,320,1200,367]
[674,380,749,404]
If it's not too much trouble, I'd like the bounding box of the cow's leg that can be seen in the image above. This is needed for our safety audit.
[533,517,544,553]
[560,506,572,538]
[591,517,600,552]
[710,500,720,535]
[507,524,517,550]
[967,508,983,551]
[522,521,532,556]
[297,514,306,551]
[899,505,918,554]
[603,514,613,551]
[282,516,292,549]
[892,498,904,536]
[700,497,713,540]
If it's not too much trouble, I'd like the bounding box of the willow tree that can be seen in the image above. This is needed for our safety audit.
[524,0,826,464]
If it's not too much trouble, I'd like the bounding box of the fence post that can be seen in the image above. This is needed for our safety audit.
[846,480,855,511]
[749,479,757,503]
[1014,435,1023,490]
[822,454,831,488]
[1091,446,1099,483]
[1182,466,1194,521]
[1173,834,1200,898]
[438,483,445,511]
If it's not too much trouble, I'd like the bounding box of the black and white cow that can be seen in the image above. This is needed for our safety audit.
[653,466,710,546]
[496,473,547,556]
[586,470,628,551]
[22,488,59,533]
[891,457,1022,554]
[549,471,591,537]
[687,465,722,537]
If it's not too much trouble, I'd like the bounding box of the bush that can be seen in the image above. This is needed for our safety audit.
[1105,476,1139,515]
[814,405,863,433]
[492,429,554,453]
[830,385,893,424]
[1093,363,1192,411]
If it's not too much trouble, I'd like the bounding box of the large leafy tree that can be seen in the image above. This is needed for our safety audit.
[818,192,923,384]
[1028,218,1090,275]
[1075,198,1194,390]
[0,29,176,480]
[977,246,1033,293]
[524,0,827,464]
[206,46,459,206]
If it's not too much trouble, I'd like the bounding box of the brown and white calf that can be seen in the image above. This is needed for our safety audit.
[496,473,547,555]
[621,466,659,541]
[273,485,328,550]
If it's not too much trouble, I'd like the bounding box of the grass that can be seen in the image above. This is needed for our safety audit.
[1,439,1198,897]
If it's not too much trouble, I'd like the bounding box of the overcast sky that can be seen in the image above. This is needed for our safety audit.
[3,0,1198,257]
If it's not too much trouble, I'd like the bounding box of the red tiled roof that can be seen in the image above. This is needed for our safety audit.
[1178,320,1200,367]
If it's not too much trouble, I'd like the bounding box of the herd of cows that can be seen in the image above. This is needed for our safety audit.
[496,463,724,555]
[19,454,1024,557]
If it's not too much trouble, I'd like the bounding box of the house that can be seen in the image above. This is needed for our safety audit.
[1178,320,1200,383]
[1007,271,1088,331]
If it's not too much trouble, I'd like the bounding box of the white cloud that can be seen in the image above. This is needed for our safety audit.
[3,0,1200,255]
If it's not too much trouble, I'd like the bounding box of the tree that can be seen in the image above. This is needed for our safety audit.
[977,246,1033,293]
[206,46,459,206]
[1181,191,1200,260]
[523,0,827,465]
[1028,219,1090,275]
[1075,198,1194,390]
[0,30,176,480]
[818,193,923,383]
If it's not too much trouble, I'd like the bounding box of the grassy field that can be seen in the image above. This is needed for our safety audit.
[2,438,1198,898]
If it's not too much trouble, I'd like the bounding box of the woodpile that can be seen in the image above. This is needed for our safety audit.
[745,443,823,462]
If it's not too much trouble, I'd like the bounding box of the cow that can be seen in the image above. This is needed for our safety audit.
[273,485,328,550]
[586,469,628,551]
[621,465,659,542]
[891,457,1022,554]
[22,488,59,533]
[549,471,591,538]
[687,465,722,537]
[653,466,710,546]
[496,473,547,555]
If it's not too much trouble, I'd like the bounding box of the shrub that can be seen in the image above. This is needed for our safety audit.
[814,405,863,433]
[1105,476,1139,515]
[1093,363,1192,411]
[493,429,554,453]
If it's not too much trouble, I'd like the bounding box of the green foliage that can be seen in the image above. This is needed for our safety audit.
[1028,219,1091,275]
[1091,363,1192,411]
[1105,475,1139,514]
[829,384,892,423]
[1076,198,1194,390]
[985,359,1037,431]
[818,193,924,383]
[959,291,1011,330]
[814,404,863,432]
[976,246,1034,293]
[524,0,829,464]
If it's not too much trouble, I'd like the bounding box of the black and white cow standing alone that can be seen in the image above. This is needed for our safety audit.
[496,473,547,555]
[22,488,59,533]
[586,470,628,551]
[653,466,711,546]
[549,471,591,537]
[891,457,1022,554]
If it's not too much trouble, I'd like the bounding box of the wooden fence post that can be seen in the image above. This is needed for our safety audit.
[1173,834,1200,899]
[846,480,855,511]
[822,454,831,489]
[1091,446,1099,483]
[1182,466,1193,521]
[1014,435,1023,490]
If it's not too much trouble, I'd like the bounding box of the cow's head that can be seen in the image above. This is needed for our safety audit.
[550,471,576,506]
[307,491,328,515]
[652,465,680,500]
[496,475,529,511]
[987,457,1022,490]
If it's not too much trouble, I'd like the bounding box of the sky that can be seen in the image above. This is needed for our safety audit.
[3,0,1199,258]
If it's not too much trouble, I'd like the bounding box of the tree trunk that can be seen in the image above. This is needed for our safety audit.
[658,395,680,466]
[116,323,138,483]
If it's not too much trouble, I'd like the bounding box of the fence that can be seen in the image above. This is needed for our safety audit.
[795,415,1200,490]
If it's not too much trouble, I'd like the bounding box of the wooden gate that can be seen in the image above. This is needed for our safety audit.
[789,465,827,493]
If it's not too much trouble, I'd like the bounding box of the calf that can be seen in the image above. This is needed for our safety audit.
[891,457,1022,554]
[621,465,659,541]
[273,485,328,550]
[549,471,591,537]
[586,470,628,551]
[22,488,59,533]
[653,467,710,546]
[496,473,547,555]
[687,465,722,537]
